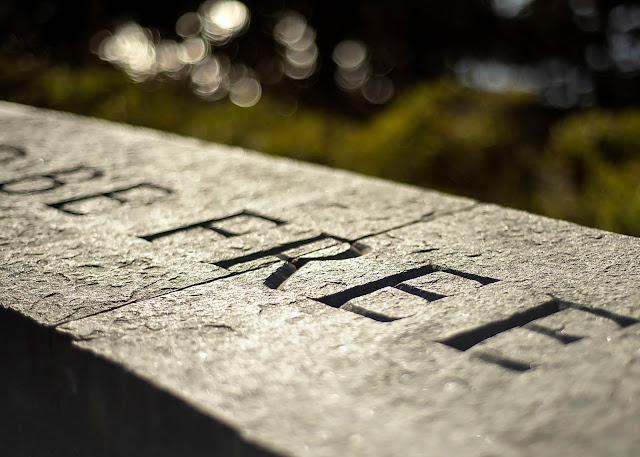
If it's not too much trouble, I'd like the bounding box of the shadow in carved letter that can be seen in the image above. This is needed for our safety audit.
[140,210,285,241]
[0,145,26,164]
[48,183,171,215]
[1,166,102,194]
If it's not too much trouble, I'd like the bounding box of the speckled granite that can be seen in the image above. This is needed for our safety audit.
[1,102,638,456]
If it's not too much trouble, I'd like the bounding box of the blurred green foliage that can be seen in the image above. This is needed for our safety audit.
[539,111,640,235]
[2,58,639,236]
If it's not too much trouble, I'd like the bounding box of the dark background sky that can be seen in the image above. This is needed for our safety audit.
[2,0,640,112]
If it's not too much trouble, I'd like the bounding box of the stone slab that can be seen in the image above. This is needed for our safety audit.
[1,101,639,456]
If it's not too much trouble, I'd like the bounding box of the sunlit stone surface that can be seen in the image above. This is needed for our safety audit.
[1,102,639,456]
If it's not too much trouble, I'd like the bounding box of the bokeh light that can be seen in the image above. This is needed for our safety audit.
[274,11,307,47]
[285,44,318,69]
[569,0,599,32]
[230,77,262,107]
[491,0,533,19]
[176,12,203,38]
[93,1,268,107]
[178,38,208,65]
[333,40,371,93]
[362,76,394,105]
[332,40,367,70]
[332,38,394,102]
[607,4,640,73]
[455,57,594,108]
[274,11,319,81]
[191,56,229,100]
[97,22,156,82]
[90,3,406,107]
[537,59,594,108]
[334,61,370,91]
[155,40,185,76]
[201,0,250,44]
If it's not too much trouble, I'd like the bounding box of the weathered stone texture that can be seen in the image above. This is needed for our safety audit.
[1,101,639,456]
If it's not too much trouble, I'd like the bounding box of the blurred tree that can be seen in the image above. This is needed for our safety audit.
[1,0,639,112]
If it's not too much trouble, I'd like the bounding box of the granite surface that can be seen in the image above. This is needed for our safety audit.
[1,101,639,456]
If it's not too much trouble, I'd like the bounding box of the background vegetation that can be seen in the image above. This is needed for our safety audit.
[1,0,639,236]
[3,58,638,236]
